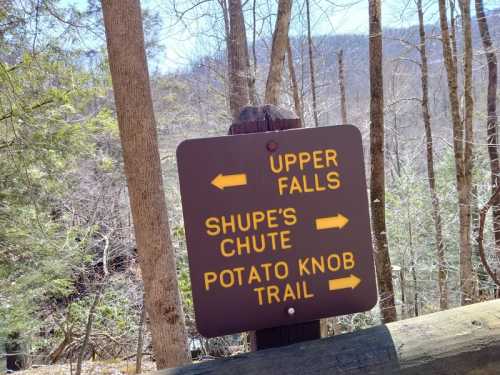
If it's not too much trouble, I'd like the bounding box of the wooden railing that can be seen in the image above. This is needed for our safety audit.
[157,300,500,374]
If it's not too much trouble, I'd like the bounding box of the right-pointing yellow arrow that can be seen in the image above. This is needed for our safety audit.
[328,274,361,291]
[211,173,247,190]
[315,214,349,230]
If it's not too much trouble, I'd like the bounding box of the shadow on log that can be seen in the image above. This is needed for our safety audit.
[157,300,500,374]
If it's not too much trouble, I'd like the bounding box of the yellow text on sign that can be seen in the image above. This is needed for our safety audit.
[205,207,298,257]
[203,261,290,291]
[298,251,355,276]
[205,208,297,235]
[268,149,341,196]
[253,282,314,306]
[218,231,292,257]
[202,251,357,306]
[269,149,339,173]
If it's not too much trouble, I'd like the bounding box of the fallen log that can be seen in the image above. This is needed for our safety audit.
[158,300,500,374]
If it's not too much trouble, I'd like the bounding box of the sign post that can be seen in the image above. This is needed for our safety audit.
[229,107,321,350]
[177,106,378,349]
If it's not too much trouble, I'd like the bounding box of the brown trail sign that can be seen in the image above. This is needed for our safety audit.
[177,125,377,338]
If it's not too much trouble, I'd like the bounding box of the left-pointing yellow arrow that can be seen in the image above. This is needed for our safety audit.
[211,173,248,190]
[328,274,361,291]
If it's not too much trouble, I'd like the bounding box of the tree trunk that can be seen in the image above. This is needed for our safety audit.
[220,0,232,111]
[75,287,102,375]
[305,0,319,127]
[240,0,256,106]
[475,0,500,263]
[450,0,459,78]
[471,185,490,300]
[77,226,111,375]
[417,0,448,310]
[437,0,474,306]
[405,199,419,317]
[264,0,293,105]
[221,0,231,63]
[459,0,475,305]
[390,113,401,179]
[136,294,147,374]
[399,266,407,319]
[48,328,72,364]
[248,0,258,105]
[287,36,303,125]
[101,0,191,369]
[337,49,348,124]
[227,0,251,119]
[368,0,397,323]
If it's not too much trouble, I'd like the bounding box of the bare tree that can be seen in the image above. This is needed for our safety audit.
[249,0,258,105]
[76,234,110,375]
[101,0,191,368]
[368,0,397,322]
[416,0,448,310]
[337,49,347,124]
[75,286,102,375]
[227,0,251,119]
[438,0,474,305]
[458,0,475,305]
[305,0,319,127]
[475,0,500,262]
[287,36,303,125]
[450,0,459,75]
[136,294,147,374]
[405,197,419,316]
[264,0,293,105]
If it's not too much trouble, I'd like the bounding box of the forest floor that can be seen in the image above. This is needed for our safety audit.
[16,359,157,374]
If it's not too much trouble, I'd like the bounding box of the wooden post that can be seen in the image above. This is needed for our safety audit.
[228,104,321,350]
[249,321,321,350]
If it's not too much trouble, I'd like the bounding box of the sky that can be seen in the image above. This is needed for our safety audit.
[65,0,500,72]
[156,0,500,72]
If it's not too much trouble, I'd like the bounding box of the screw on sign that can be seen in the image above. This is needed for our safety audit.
[176,125,378,338]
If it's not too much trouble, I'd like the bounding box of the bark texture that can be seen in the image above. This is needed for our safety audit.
[337,49,347,124]
[438,0,474,305]
[75,288,102,375]
[287,37,303,126]
[251,0,258,105]
[136,294,147,374]
[406,202,419,316]
[417,0,448,310]
[227,0,250,120]
[101,0,190,368]
[475,0,500,262]
[264,0,293,105]
[305,0,319,127]
[368,0,397,323]
[458,0,475,305]
[450,0,459,77]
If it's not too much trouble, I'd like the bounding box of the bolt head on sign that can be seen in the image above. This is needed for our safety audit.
[176,125,377,338]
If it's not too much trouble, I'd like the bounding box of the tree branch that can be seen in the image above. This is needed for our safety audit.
[477,185,500,287]
[0,98,54,122]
